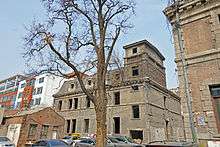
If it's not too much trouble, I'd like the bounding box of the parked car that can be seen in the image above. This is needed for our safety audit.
[0,136,15,147]
[75,137,144,147]
[108,135,145,147]
[32,139,70,147]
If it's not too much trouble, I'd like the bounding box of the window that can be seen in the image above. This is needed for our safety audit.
[35,98,41,105]
[132,105,140,118]
[114,92,120,105]
[29,79,35,86]
[131,85,139,91]
[21,83,26,88]
[18,92,23,99]
[164,96,167,109]
[40,125,49,139]
[132,66,139,76]
[84,119,89,133]
[32,88,36,95]
[113,117,120,134]
[88,80,92,86]
[86,97,90,108]
[130,130,143,141]
[72,119,76,133]
[39,77,44,84]
[16,102,21,108]
[210,86,220,132]
[68,99,73,109]
[71,84,74,89]
[37,87,43,94]
[58,100,62,111]
[30,99,34,107]
[218,14,220,23]
[66,120,71,133]
[28,124,37,138]
[74,98,78,109]
[132,48,137,54]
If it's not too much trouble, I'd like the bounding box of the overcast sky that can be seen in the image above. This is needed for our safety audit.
[0,0,178,88]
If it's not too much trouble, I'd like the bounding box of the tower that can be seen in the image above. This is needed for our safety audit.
[164,0,220,141]
[123,40,166,87]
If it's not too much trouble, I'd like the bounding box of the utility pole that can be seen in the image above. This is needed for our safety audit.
[173,0,198,143]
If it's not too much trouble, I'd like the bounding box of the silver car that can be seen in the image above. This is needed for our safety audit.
[0,136,15,147]
[75,138,143,147]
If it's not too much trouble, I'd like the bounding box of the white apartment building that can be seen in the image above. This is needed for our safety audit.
[14,73,65,109]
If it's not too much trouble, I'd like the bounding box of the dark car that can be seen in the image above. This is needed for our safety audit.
[32,139,70,147]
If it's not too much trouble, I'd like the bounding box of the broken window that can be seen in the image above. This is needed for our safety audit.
[74,98,78,109]
[58,100,62,111]
[113,117,120,134]
[130,130,143,141]
[132,48,137,54]
[86,97,90,108]
[84,119,89,133]
[132,66,139,76]
[68,99,73,109]
[114,92,120,105]
[72,119,76,133]
[132,105,140,118]
[88,80,92,86]
[66,120,71,134]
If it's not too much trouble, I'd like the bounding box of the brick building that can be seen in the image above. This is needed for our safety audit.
[53,40,185,143]
[164,0,220,142]
[0,107,65,146]
[0,75,25,109]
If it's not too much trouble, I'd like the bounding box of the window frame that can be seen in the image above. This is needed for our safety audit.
[132,105,140,119]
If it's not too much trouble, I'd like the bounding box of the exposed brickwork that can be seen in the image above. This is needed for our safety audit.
[164,0,220,141]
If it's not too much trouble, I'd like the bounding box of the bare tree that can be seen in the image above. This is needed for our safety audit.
[23,0,135,146]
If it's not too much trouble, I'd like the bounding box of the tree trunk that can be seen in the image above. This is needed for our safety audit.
[95,105,107,147]
[95,71,107,147]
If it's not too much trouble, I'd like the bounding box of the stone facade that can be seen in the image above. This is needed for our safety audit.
[53,40,184,143]
[164,0,220,141]
[0,107,65,146]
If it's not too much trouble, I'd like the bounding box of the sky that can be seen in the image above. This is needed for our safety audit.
[0,0,178,89]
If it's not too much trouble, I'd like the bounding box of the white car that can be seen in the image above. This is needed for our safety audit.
[0,136,15,147]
